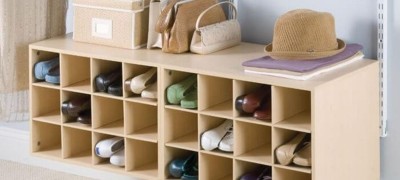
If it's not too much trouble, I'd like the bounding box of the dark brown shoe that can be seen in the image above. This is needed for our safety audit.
[253,99,271,121]
[62,97,91,117]
[77,109,91,124]
[95,68,122,92]
[235,85,271,114]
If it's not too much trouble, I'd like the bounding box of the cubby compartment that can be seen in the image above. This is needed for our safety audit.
[165,109,198,151]
[126,139,158,179]
[123,63,158,105]
[92,59,122,98]
[31,86,61,125]
[164,147,198,179]
[125,101,157,143]
[30,50,60,87]
[200,153,232,180]
[198,75,233,119]
[272,86,311,133]
[61,91,91,130]
[199,115,233,157]
[62,127,92,165]
[235,121,272,165]
[60,54,91,93]
[273,128,311,173]
[92,96,124,136]
[273,167,311,180]
[234,160,272,180]
[31,121,62,158]
[163,70,198,113]
[233,80,272,125]
[92,133,125,173]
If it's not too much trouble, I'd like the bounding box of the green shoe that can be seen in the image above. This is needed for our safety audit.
[167,74,197,105]
[180,87,197,109]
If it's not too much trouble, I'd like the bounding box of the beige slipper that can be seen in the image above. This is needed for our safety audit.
[293,142,311,166]
[275,133,310,165]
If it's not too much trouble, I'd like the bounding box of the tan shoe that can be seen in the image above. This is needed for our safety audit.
[275,133,310,165]
[293,143,311,166]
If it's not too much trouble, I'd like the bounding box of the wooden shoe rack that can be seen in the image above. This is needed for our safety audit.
[29,34,380,180]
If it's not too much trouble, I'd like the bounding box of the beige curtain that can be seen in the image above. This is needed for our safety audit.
[0,0,67,122]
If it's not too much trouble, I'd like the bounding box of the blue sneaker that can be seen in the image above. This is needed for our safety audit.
[34,57,59,80]
[44,65,60,84]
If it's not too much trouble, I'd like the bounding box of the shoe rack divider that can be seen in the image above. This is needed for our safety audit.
[30,37,379,180]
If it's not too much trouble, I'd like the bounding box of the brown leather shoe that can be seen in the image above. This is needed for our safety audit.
[235,85,271,114]
[77,109,91,124]
[253,99,271,121]
[62,97,91,117]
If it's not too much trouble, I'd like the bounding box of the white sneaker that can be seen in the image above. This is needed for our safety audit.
[95,137,124,158]
[201,120,233,151]
[141,82,157,99]
[130,68,157,94]
[110,148,125,166]
[218,128,234,152]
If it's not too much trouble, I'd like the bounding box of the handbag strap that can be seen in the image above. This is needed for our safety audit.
[155,0,179,33]
[195,1,238,31]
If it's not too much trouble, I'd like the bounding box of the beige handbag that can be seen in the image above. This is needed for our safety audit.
[147,0,167,49]
[155,0,226,53]
[190,1,241,54]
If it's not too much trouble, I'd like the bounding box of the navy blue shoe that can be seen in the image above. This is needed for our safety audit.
[168,153,197,178]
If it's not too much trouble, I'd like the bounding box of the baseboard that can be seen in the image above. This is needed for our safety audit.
[0,126,135,180]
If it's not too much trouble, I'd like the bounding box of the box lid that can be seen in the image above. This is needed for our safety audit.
[73,0,150,11]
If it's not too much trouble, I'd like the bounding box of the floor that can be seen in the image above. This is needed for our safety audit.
[0,121,135,180]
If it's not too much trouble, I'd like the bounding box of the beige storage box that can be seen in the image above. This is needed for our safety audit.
[73,0,150,49]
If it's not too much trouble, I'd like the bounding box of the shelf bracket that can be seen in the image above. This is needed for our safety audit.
[377,0,388,137]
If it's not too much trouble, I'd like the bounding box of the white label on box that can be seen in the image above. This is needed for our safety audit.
[92,18,112,39]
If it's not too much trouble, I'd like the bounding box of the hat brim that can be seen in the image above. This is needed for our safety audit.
[264,39,346,60]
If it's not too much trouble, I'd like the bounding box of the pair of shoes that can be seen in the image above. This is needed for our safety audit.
[167,74,197,109]
[201,120,234,152]
[240,165,272,180]
[62,97,91,124]
[95,68,122,96]
[168,153,198,179]
[275,133,311,166]
[95,137,125,166]
[125,68,157,99]
[235,85,271,121]
[33,58,60,84]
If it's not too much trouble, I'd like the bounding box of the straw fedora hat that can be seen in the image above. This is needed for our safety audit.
[265,9,346,60]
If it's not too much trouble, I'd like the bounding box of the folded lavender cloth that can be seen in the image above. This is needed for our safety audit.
[242,44,363,73]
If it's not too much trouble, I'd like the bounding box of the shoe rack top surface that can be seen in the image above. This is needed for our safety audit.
[30,33,378,91]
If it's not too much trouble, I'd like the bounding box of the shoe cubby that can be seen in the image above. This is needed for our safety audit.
[60,54,91,93]
[92,96,124,136]
[163,69,198,113]
[199,115,233,157]
[272,128,311,173]
[164,147,198,179]
[200,153,232,180]
[272,86,311,133]
[91,59,122,98]
[61,91,91,130]
[124,101,157,142]
[92,133,125,173]
[30,50,60,87]
[31,86,61,125]
[62,127,92,165]
[273,167,311,180]
[198,75,233,119]
[30,37,380,179]
[235,121,272,165]
[123,63,158,105]
[234,160,272,180]
[164,109,198,151]
[126,139,158,179]
[233,80,272,125]
[31,121,62,158]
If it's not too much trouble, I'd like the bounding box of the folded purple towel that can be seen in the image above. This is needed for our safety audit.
[242,44,363,73]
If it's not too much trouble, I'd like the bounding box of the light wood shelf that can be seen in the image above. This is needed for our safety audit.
[29,35,380,180]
